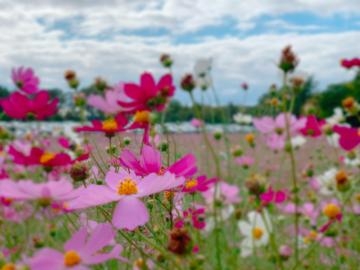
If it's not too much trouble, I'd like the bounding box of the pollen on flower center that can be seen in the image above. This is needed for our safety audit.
[64,250,81,267]
[40,152,55,164]
[102,118,118,131]
[252,227,264,240]
[134,110,150,124]
[323,203,341,219]
[185,179,198,189]
[118,178,138,195]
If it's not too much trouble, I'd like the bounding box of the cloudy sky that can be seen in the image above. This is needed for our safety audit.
[0,0,359,105]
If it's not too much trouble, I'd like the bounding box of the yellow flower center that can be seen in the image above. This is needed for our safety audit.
[245,133,255,144]
[304,230,318,244]
[355,193,360,203]
[185,179,198,189]
[323,203,341,219]
[357,128,360,137]
[1,263,16,270]
[102,118,118,132]
[64,250,81,267]
[117,178,138,195]
[252,227,264,240]
[134,110,150,124]
[40,152,55,164]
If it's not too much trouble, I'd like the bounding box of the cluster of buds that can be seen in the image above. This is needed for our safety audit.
[94,77,108,92]
[160,53,173,68]
[64,70,79,90]
[279,45,299,73]
[167,227,192,255]
[180,74,196,92]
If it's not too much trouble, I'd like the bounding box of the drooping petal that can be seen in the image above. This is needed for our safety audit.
[112,198,149,230]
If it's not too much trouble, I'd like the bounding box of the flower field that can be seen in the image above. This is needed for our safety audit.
[1,47,360,270]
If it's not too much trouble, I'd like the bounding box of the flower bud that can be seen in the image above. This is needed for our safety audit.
[181,74,196,92]
[70,162,89,182]
[167,228,192,255]
[160,53,173,68]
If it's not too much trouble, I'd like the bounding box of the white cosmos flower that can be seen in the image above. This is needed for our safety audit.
[326,108,344,126]
[317,168,337,196]
[233,113,253,125]
[344,157,360,167]
[238,210,272,257]
[291,135,307,148]
[326,133,340,148]
[205,204,235,232]
[194,58,212,77]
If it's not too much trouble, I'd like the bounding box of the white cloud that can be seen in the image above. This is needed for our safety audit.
[0,0,359,105]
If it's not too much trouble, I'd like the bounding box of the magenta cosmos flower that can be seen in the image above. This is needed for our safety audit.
[332,125,360,151]
[28,223,124,270]
[75,113,128,137]
[8,145,88,167]
[260,187,287,205]
[69,168,185,230]
[119,144,197,178]
[12,67,40,94]
[118,72,175,112]
[0,91,58,120]
[299,115,325,137]
[341,58,360,69]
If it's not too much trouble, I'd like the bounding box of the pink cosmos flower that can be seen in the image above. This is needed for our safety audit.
[69,168,185,230]
[253,113,305,136]
[260,187,287,205]
[202,181,241,204]
[118,72,175,112]
[119,144,197,178]
[333,125,360,151]
[28,223,124,270]
[235,156,254,168]
[75,113,128,137]
[12,67,40,94]
[87,85,124,115]
[299,202,319,226]
[190,118,203,129]
[0,178,80,210]
[0,91,58,120]
[253,113,305,150]
[299,115,325,137]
